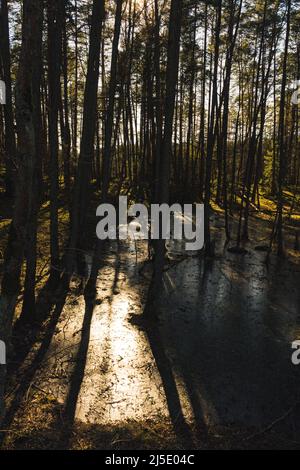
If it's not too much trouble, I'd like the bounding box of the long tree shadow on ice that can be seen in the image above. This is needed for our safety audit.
[157,250,300,438]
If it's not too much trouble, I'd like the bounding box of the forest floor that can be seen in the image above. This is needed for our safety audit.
[1,190,300,450]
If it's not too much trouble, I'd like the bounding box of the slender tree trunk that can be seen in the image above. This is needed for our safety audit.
[67,0,105,277]
[48,0,63,282]
[153,0,162,203]
[86,0,123,294]
[149,0,183,302]
[204,1,222,255]
[199,2,208,202]
[101,0,123,200]
[277,0,291,256]
[73,0,78,163]
[61,6,71,198]
[0,0,16,197]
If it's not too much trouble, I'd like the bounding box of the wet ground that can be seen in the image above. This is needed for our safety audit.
[3,212,300,448]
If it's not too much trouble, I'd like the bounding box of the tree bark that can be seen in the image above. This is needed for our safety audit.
[0,0,43,421]
[0,0,17,197]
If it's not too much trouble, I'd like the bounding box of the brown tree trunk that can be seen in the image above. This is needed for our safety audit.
[48,0,63,282]
[67,0,105,273]
[204,1,222,255]
[0,0,43,421]
[0,0,16,197]
[149,0,183,303]
[277,0,291,256]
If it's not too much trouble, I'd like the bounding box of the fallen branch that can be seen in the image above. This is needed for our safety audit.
[244,401,300,441]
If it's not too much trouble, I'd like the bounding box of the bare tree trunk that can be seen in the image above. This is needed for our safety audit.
[153,0,162,203]
[72,0,78,163]
[199,2,208,202]
[220,0,242,240]
[0,0,16,197]
[147,0,183,309]
[67,0,105,274]
[101,0,123,201]
[86,0,123,294]
[48,0,63,282]
[277,0,291,256]
[0,0,43,421]
[61,5,71,198]
[204,1,222,255]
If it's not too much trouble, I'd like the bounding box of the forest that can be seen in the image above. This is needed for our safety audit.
[0,0,300,451]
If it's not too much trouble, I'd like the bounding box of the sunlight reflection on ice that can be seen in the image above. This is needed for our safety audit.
[74,256,170,424]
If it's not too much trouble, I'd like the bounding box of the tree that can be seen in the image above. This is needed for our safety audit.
[147,0,183,307]
[0,0,17,197]
[85,0,123,293]
[276,0,291,256]
[204,0,222,255]
[67,0,105,275]
[48,0,64,283]
[0,0,43,421]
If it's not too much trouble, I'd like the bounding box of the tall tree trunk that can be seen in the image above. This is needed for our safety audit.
[199,2,208,202]
[0,0,17,197]
[67,0,105,273]
[48,0,63,283]
[153,0,162,203]
[149,0,183,303]
[86,0,123,294]
[61,5,71,198]
[277,0,291,256]
[101,0,123,201]
[220,0,242,240]
[0,0,43,422]
[204,1,222,255]
[72,0,78,163]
